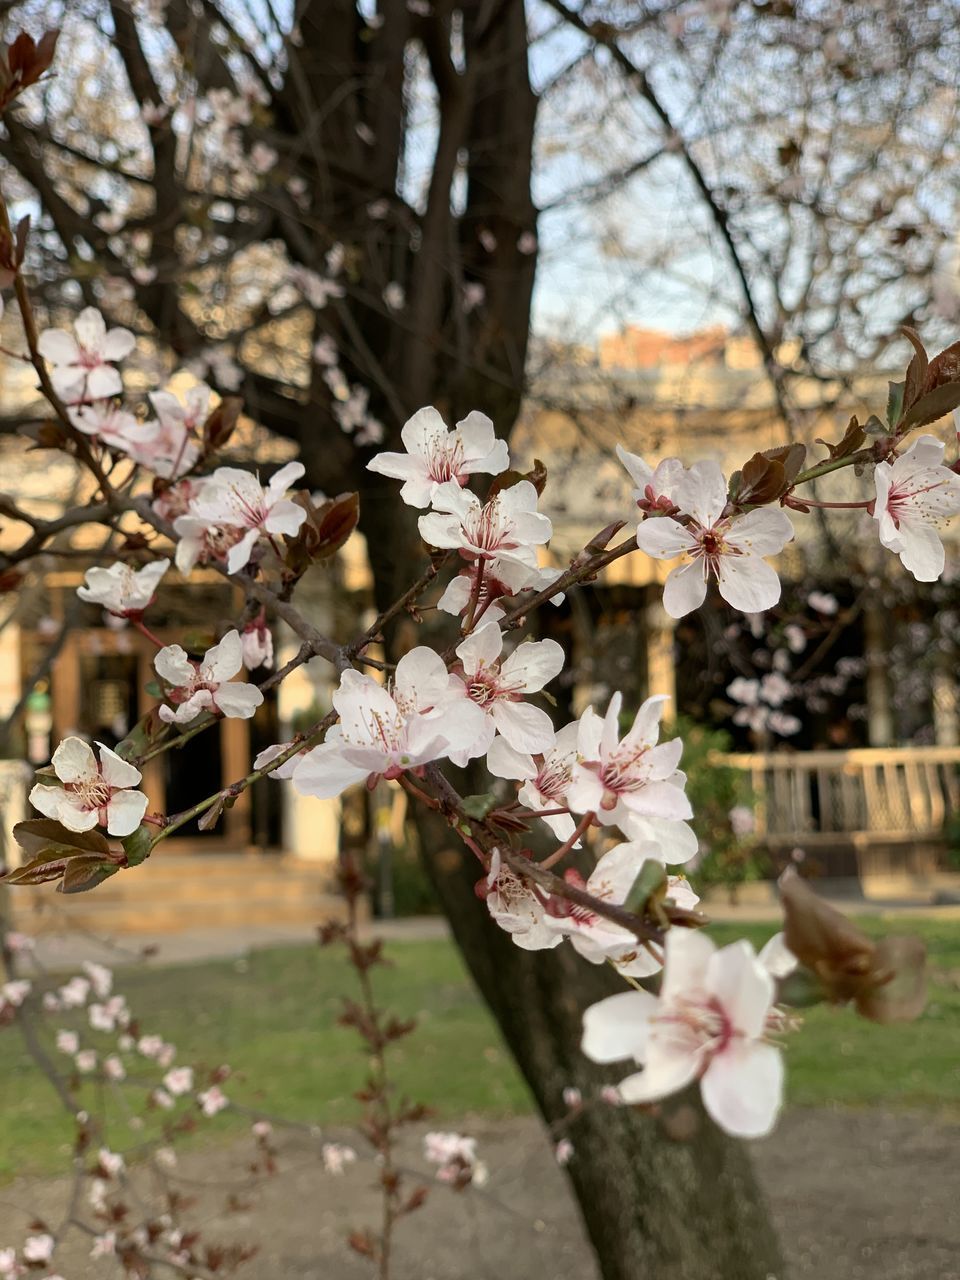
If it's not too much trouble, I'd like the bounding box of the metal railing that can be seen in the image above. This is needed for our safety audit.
[719,747,960,846]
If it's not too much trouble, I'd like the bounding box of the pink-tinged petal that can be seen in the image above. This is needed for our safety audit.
[105,790,148,837]
[154,644,195,687]
[662,560,707,618]
[100,327,137,361]
[97,744,142,789]
[73,307,108,350]
[51,737,98,784]
[160,690,213,724]
[265,460,305,502]
[264,499,307,538]
[581,990,658,1064]
[715,555,781,614]
[334,671,397,740]
[29,783,69,822]
[485,736,536,782]
[758,931,798,979]
[366,450,425,481]
[213,682,264,719]
[701,1042,783,1139]
[615,444,654,490]
[225,529,260,574]
[600,691,622,757]
[84,366,124,402]
[661,927,715,1003]
[455,620,504,674]
[55,795,103,832]
[490,700,556,754]
[618,1038,704,1103]
[420,702,492,761]
[418,512,465,549]
[37,328,80,364]
[622,694,669,751]
[674,459,727,526]
[895,520,945,582]
[500,638,564,692]
[204,630,243,681]
[620,777,692,821]
[565,766,605,814]
[900,434,945,468]
[292,743,370,799]
[395,646,455,710]
[454,409,496,459]
[725,508,794,557]
[634,516,695,560]
[706,940,773,1038]
[400,405,448,455]
[426,480,478,519]
[575,706,604,761]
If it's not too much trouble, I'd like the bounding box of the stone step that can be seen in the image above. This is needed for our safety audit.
[9,892,348,935]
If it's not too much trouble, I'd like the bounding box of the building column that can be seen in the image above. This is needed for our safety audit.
[276,639,341,866]
[645,598,677,721]
[864,604,894,746]
[933,660,960,746]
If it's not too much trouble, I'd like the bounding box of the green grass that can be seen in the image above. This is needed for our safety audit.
[2,919,959,1178]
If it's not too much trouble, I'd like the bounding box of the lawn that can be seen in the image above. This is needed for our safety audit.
[2,917,959,1179]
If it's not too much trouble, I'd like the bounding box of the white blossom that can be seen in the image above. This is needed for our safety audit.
[182,462,306,573]
[581,928,784,1138]
[873,434,960,581]
[155,630,264,724]
[77,559,169,617]
[635,461,794,617]
[37,308,135,403]
[368,407,509,508]
[419,479,551,574]
[30,738,147,837]
[486,721,580,841]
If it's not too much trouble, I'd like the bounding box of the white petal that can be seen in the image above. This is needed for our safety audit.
[74,307,108,350]
[615,444,654,490]
[100,327,137,361]
[51,737,98,784]
[37,328,79,364]
[292,743,370,798]
[154,645,195,687]
[499,638,564,692]
[490,700,556,754]
[204,630,244,681]
[895,520,946,582]
[726,508,794,557]
[617,1040,704,1103]
[706,940,773,1038]
[674,459,727,526]
[581,990,657,1064]
[225,529,260,574]
[213,682,264,719]
[758,931,798,979]
[395,646,455,709]
[29,783,69,822]
[455,621,503,674]
[634,517,695,560]
[400,405,448,455]
[700,1043,783,1139]
[264,498,307,538]
[97,744,142,789]
[716,555,782,614]
[485,736,536,782]
[662,560,707,618]
[105,790,148,837]
[660,927,715,1004]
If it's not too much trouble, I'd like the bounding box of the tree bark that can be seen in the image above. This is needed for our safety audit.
[416,805,786,1280]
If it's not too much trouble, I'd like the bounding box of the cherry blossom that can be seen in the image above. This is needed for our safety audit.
[322,1143,358,1175]
[873,434,960,581]
[480,851,562,950]
[448,622,564,760]
[240,616,273,669]
[367,406,510,508]
[486,721,580,841]
[198,1085,228,1116]
[581,928,784,1138]
[253,741,299,780]
[37,308,136,403]
[293,648,486,798]
[634,461,794,617]
[184,461,307,572]
[565,694,694,851]
[29,738,148,837]
[128,384,210,478]
[418,479,552,575]
[545,842,699,976]
[21,1236,54,1265]
[154,630,264,724]
[69,400,144,451]
[77,559,169,617]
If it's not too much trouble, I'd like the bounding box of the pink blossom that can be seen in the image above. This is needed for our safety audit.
[368,406,509,508]
[29,737,147,837]
[155,629,264,724]
[77,559,169,618]
[873,434,960,581]
[419,479,551,575]
[37,308,135,403]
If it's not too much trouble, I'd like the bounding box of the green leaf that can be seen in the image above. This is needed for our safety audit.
[886,380,905,428]
[461,793,497,820]
[114,707,168,762]
[121,825,155,867]
[623,858,668,914]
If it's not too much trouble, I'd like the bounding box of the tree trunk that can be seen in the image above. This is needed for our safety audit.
[417,806,786,1280]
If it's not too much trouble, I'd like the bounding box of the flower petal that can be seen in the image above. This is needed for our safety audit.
[581,990,658,1064]
[701,1042,783,1138]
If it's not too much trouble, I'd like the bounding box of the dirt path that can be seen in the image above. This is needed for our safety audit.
[3,1108,958,1279]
